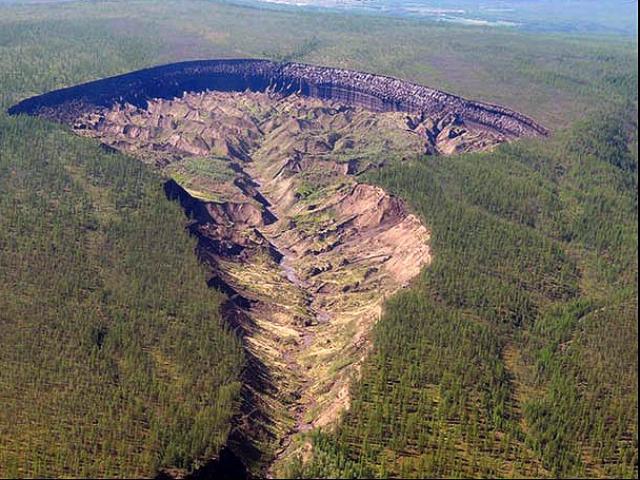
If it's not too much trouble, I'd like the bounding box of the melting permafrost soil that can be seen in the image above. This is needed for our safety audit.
[74,91,435,472]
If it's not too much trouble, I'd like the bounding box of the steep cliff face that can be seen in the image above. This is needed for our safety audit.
[9,59,547,139]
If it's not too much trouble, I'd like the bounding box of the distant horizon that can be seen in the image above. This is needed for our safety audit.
[229,0,639,36]
[1,0,637,36]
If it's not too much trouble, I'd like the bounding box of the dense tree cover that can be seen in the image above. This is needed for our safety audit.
[288,108,638,478]
[0,8,247,478]
[0,114,244,477]
[0,2,637,478]
[0,17,161,110]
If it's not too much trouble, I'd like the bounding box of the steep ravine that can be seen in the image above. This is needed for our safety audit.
[165,162,429,477]
[74,91,434,476]
[9,64,547,476]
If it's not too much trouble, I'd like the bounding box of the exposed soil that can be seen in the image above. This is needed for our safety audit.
[11,62,546,476]
[9,59,548,139]
[70,90,435,475]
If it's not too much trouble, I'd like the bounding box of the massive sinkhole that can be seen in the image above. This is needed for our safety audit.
[9,59,547,476]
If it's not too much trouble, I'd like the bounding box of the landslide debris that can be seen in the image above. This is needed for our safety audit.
[71,91,433,474]
[9,60,547,476]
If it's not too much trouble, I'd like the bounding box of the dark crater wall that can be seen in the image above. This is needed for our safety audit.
[8,59,547,137]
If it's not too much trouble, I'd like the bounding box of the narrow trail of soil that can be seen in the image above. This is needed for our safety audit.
[255,200,331,474]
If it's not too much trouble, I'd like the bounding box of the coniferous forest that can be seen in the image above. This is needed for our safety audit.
[0,1,637,478]
[290,110,638,478]
[0,114,244,477]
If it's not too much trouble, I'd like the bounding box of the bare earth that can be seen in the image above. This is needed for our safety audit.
[72,89,523,474]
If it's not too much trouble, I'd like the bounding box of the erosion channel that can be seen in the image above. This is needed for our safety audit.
[9,60,546,478]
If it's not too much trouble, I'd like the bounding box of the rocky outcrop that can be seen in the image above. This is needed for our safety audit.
[8,59,547,139]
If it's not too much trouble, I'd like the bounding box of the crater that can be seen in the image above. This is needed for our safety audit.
[9,59,547,477]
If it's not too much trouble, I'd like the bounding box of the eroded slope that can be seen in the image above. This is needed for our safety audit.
[71,91,435,472]
[11,60,547,473]
[9,59,548,141]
